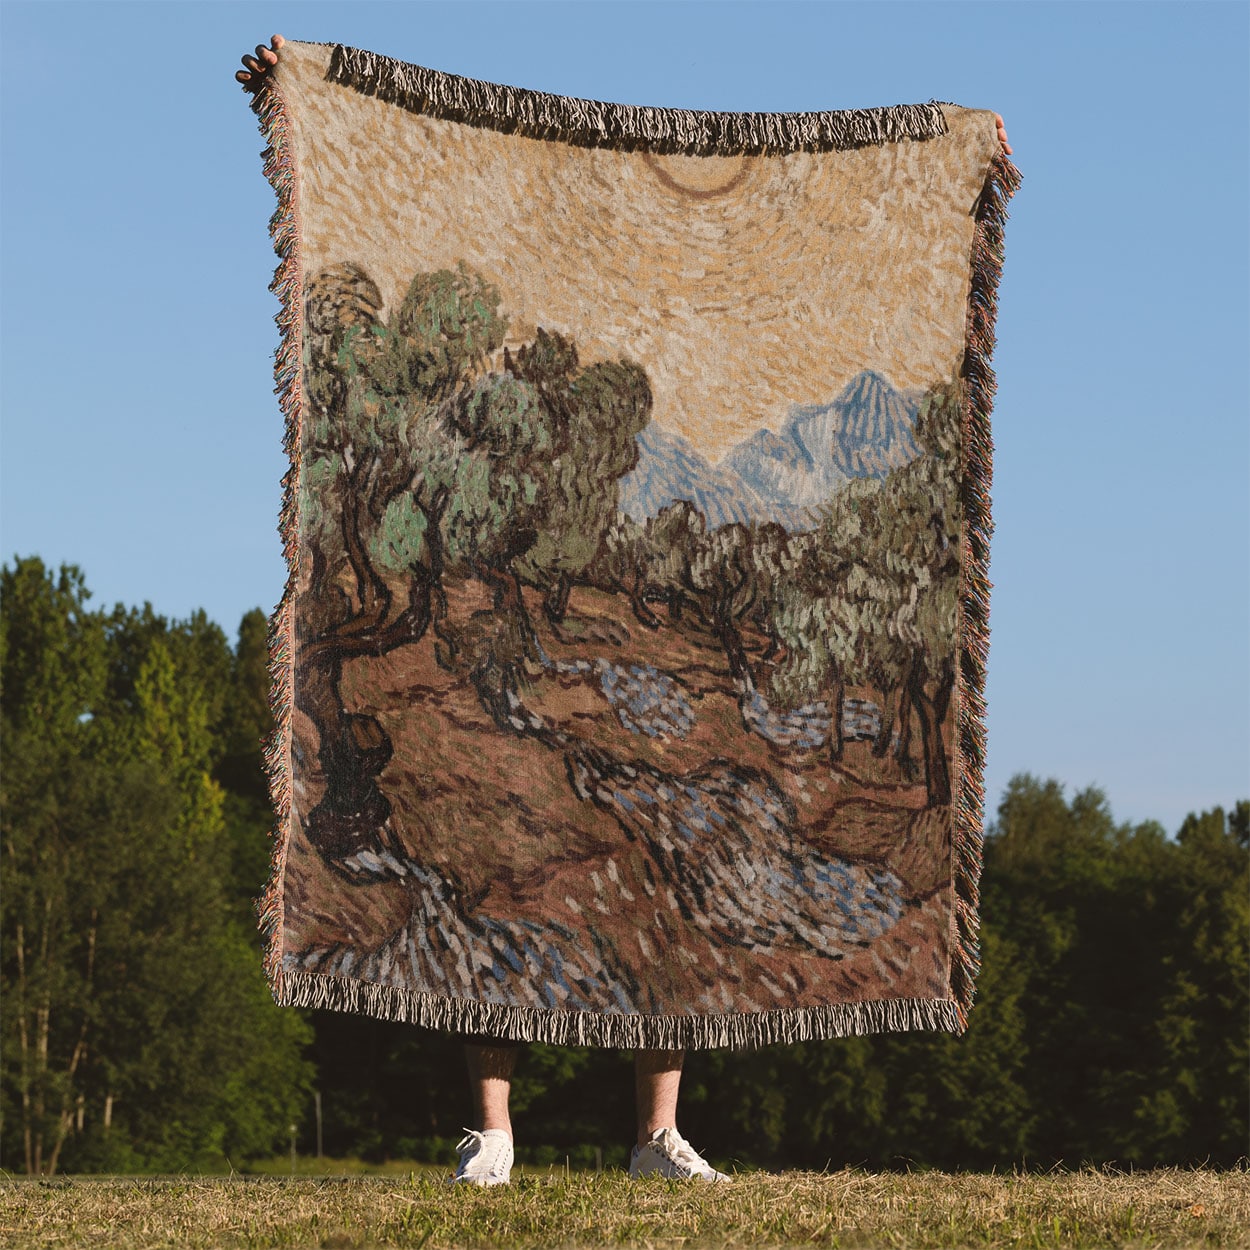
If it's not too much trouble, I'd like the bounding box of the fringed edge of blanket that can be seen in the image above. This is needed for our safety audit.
[250,76,304,1001]
[952,151,1023,1030]
[247,53,1020,1039]
[323,42,948,154]
[277,968,963,1048]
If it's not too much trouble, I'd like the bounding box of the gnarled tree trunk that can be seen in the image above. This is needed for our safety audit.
[296,516,448,871]
[906,655,954,807]
[543,572,572,625]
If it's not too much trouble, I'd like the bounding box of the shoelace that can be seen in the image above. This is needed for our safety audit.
[456,1128,511,1175]
[656,1128,712,1176]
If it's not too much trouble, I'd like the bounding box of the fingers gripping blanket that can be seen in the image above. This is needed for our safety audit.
[249,41,1020,1048]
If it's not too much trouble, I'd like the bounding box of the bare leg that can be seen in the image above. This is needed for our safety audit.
[464,1043,517,1138]
[635,1048,685,1146]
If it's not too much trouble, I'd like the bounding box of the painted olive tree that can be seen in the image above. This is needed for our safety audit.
[295,262,507,868]
[296,266,655,861]
[509,330,653,628]
[768,379,964,799]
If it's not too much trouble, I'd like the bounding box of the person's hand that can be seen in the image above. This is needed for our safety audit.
[994,113,1013,156]
[236,34,285,91]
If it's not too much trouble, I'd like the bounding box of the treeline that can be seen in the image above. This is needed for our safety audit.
[2,556,1246,1173]
[0,557,311,1174]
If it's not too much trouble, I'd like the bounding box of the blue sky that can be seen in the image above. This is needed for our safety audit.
[2,1,1247,835]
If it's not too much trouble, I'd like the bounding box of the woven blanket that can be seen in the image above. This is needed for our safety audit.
[250,41,1019,1048]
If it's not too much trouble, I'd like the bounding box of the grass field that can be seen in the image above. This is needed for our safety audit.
[2,1165,1247,1248]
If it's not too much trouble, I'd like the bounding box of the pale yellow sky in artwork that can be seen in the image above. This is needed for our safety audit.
[280,43,999,463]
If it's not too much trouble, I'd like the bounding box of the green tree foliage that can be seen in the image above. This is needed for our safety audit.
[293,264,512,861]
[642,499,706,625]
[1148,802,1249,1162]
[6,554,1240,1170]
[768,381,962,792]
[301,265,653,647]
[587,513,657,628]
[215,608,277,927]
[744,520,791,663]
[301,262,505,634]
[767,516,859,758]
[0,557,312,1173]
[683,521,759,688]
[508,330,653,625]
[617,503,762,687]
[444,370,557,577]
[982,776,1249,1166]
[295,266,653,853]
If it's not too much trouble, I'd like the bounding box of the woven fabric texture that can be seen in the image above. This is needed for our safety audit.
[250,40,1020,1048]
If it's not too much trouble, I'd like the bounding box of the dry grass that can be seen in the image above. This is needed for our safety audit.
[1,1166,1247,1248]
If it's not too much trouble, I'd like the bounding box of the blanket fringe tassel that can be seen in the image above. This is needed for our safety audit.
[278,968,962,1049]
[951,151,1023,1031]
[250,74,304,1004]
[324,42,948,154]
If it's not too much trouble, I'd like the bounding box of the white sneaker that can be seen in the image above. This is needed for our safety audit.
[629,1127,729,1180]
[452,1127,513,1186]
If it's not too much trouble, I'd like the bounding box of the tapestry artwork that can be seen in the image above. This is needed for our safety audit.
[249,41,1020,1048]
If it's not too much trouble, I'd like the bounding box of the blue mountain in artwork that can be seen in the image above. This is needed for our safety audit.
[618,422,790,531]
[619,371,924,533]
[725,371,923,515]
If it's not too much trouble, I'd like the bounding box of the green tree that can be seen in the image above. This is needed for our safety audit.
[745,520,792,664]
[440,365,560,724]
[437,333,650,725]
[885,383,962,801]
[0,558,312,1173]
[1137,802,1249,1162]
[981,776,1249,1166]
[587,512,658,628]
[295,263,506,868]
[1,558,108,1173]
[627,503,762,689]
[215,608,277,927]
[508,330,652,627]
[769,380,962,794]
[684,521,760,689]
[642,499,705,626]
[295,266,654,856]
[769,515,860,760]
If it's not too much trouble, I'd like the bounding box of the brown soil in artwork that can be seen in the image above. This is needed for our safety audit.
[283,575,955,1014]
